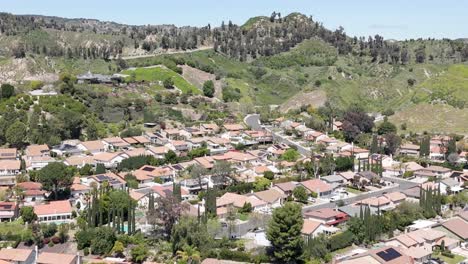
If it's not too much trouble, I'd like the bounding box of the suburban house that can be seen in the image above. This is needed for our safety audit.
[273,181,297,197]
[87,172,126,190]
[0,160,21,185]
[439,178,463,194]
[303,208,349,226]
[24,144,54,170]
[435,218,468,242]
[201,123,220,134]
[321,174,346,188]
[0,248,35,264]
[0,201,18,222]
[336,246,414,264]
[357,196,393,211]
[71,177,91,197]
[64,155,96,168]
[216,192,268,214]
[353,171,381,187]
[18,181,45,203]
[93,152,128,168]
[147,146,170,159]
[386,228,457,262]
[132,165,175,184]
[415,166,452,179]
[34,200,73,223]
[248,189,285,209]
[102,137,130,151]
[299,179,333,197]
[77,140,105,154]
[399,143,420,157]
[165,140,190,153]
[36,252,80,264]
[382,192,407,205]
[301,219,327,238]
[132,136,151,145]
[0,148,18,160]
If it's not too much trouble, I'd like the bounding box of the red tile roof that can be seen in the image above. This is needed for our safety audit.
[34,200,72,216]
[300,179,332,193]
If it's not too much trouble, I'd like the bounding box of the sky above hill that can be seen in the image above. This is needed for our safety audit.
[2,0,467,40]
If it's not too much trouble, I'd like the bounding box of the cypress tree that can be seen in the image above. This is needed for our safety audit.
[370,135,379,154]
[131,205,136,234]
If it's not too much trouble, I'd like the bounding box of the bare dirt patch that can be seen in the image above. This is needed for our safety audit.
[180,65,223,98]
[279,90,327,112]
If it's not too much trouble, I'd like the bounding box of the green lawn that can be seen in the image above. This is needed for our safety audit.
[346,187,364,194]
[122,67,201,94]
[432,253,466,264]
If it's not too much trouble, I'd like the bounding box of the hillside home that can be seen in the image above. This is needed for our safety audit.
[87,172,126,190]
[216,192,268,214]
[102,137,130,151]
[0,148,17,160]
[36,252,80,264]
[147,146,170,159]
[300,179,333,198]
[34,200,73,223]
[301,219,330,238]
[304,208,349,226]
[0,248,35,264]
[336,246,414,264]
[18,181,45,203]
[399,143,420,157]
[0,160,21,185]
[93,152,128,168]
[77,140,105,154]
[0,202,18,222]
[248,189,285,209]
[64,155,95,168]
[144,131,168,145]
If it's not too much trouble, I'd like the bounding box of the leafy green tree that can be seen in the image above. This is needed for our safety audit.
[163,77,174,89]
[6,121,27,148]
[1,84,15,99]
[281,149,300,162]
[79,164,94,176]
[164,150,179,164]
[203,80,215,97]
[37,162,73,200]
[124,173,139,189]
[95,163,106,174]
[90,227,116,255]
[171,216,213,255]
[377,117,397,135]
[253,177,271,191]
[293,186,308,203]
[20,206,37,223]
[267,202,304,263]
[263,170,275,180]
[238,202,253,214]
[335,156,354,172]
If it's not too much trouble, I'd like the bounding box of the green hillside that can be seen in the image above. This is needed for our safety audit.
[122,67,201,94]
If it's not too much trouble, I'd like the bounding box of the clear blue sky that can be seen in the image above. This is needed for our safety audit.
[1,0,467,40]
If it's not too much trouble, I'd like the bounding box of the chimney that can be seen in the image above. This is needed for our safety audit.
[76,253,81,264]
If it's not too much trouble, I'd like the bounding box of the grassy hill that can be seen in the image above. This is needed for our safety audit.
[122,67,201,94]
